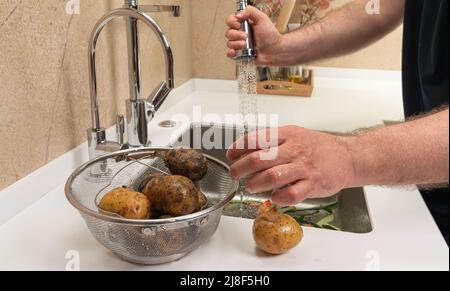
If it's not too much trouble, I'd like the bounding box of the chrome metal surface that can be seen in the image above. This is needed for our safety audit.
[140,5,181,17]
[88,5,178,160]
[173,123,373,234]
[125,99,149,147]
[125,0,138,7]
[87,129,123,161]
[234,0,257,60]
[116,115,125,145]
[125,13,141,101]
[65,148,239,265]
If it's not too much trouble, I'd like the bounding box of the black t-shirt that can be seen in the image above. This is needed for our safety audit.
[402,0,449,243]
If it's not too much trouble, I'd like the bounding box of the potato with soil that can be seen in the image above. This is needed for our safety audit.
[196,191,208,211]
[253,202,303,255]
[142,175,200,217]
[137,172,165,193]
[99,187,152,219]
[165,148,208,181]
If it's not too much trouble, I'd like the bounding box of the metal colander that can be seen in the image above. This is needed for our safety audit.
[65,148,239,265]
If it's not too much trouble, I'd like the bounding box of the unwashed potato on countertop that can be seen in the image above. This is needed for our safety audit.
[253,201,303,255]
[99,187,152,220]
[142,175,200,217]
[165,148,208,182]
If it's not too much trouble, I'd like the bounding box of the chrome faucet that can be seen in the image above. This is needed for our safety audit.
[87,0,180,161]
[234,0,257,60]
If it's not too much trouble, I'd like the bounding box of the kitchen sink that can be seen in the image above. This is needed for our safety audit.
[172,123,373,234]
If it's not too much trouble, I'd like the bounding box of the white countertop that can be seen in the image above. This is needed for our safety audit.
[0,68,448,271]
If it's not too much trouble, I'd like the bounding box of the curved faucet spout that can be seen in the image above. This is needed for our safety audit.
[88,6,180,158]
[88,5,180,159]
[88,8,174,132]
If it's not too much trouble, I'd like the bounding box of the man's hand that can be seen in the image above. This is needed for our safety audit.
[227,110,449,206]
[225,6,284,66]
[227,126,355,206]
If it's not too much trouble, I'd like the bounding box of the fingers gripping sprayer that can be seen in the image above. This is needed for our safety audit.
[235,0,258,60]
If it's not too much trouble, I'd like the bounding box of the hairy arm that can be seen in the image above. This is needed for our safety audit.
[275,0,405,65]
[345,109,449,188]
[227,108,449,206]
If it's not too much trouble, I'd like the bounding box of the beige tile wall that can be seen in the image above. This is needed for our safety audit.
[0,0,192,190]
[191,0,237,80]
[0,0,403,190]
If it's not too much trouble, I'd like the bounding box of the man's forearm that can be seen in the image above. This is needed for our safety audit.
[344,109,449,188]
[276,0,405,65]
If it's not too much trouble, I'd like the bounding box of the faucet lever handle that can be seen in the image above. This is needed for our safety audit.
[147,81,171,115]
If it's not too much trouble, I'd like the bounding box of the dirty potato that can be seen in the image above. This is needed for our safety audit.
[196,191,208,211]
[253,207,303,255]
[165,148,208,181]
[99,187,152,219]
[142,175,200,217]
[138,172,165,193]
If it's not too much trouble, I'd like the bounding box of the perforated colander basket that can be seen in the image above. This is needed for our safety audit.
[65,148,239,265]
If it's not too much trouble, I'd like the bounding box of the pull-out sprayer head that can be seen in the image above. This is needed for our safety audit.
[235,0,257,60]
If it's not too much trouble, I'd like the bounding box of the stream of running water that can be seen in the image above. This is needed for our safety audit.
[237,58,258,216]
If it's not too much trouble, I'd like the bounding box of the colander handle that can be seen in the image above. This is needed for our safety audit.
[115,149,168,162]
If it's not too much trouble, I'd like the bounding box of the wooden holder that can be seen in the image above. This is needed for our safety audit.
[257,70,314,97]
